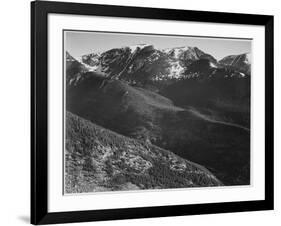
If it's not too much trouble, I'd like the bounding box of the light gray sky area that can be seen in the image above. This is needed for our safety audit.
[65,31,251,61]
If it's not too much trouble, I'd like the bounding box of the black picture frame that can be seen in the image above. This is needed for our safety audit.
[31,1,274,224]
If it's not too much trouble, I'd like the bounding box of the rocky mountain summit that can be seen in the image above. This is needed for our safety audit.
[66,45,251,88]
[219,53,251,74]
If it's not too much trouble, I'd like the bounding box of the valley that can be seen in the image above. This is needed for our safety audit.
[65,42,251,193]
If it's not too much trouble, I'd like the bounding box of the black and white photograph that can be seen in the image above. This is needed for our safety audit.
[64,31,251,194]
[28,1,274,224]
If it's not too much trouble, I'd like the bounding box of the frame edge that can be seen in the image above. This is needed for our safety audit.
[30,1,274,224]
[264,15,274,210]
[31,1,49,224]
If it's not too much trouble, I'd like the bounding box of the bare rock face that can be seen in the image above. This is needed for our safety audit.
[219,53,251,74]
[66,46,250,89]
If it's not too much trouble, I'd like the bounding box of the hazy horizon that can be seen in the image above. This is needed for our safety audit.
[65,31,251,61]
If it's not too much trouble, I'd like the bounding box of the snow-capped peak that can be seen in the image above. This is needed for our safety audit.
[162,46,203,60]
[74,55,99,72]
[127,44,152,53]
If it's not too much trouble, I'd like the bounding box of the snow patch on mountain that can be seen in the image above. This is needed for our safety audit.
[168,61,185,78]
[74,55,99,71]
[163,46,198,59]
[209,62,217,68]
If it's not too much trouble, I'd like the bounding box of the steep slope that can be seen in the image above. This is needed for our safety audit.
[80,52,100,67]
[67,47,250,93]
[161,75,251,127]
[163,46,217,65]
[77,45,219,85]
[66,74,250,185]
[65,111,222,193]
[66,51,88,85]
[85,44,173,84]
[219,53,251,74]
[66,73,182,143]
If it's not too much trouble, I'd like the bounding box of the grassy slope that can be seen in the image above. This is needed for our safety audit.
[66,74,182,143]
[65,111,221,193]
[160,77,251,128]
[66,75,250,186]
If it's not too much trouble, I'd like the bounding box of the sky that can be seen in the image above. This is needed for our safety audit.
[65,31,251,61]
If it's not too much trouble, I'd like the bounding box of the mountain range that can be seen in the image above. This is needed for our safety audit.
[65,44,251,193]
[67,44,250,87]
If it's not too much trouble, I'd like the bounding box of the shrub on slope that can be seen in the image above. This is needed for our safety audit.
[65,111,222,193]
